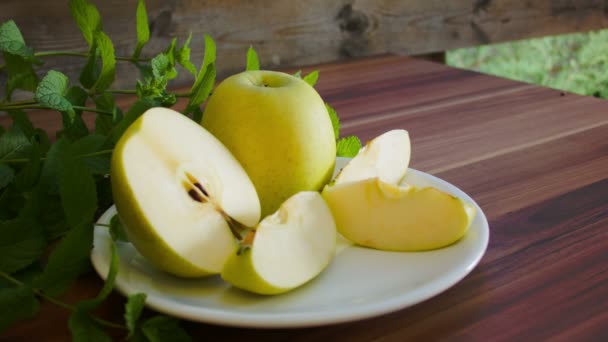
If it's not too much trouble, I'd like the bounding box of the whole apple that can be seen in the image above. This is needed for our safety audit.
[202,70,336,216]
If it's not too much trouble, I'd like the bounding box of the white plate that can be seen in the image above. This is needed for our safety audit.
[91,157,489,328]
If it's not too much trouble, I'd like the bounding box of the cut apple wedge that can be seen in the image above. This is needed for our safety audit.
[111,107,261,278]
[221,191,337,295]
[323,129,475,251]
[322,178,475,251]
[334,129,410,185]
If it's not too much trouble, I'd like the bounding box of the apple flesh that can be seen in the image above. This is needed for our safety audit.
[111,108,260,277]
[221,192,337,295]
[323,129,475,251]
[322,178,475,251]
[335,129,410,185]
[202,70,336,217]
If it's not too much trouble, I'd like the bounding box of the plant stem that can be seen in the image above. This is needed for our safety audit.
[95,223,111,228]
[34,51,149,63]
[174,92,191,98]
[0,270,126,330]
[72,105,113,116]
[107,89,137,95]
[0,149,113,164]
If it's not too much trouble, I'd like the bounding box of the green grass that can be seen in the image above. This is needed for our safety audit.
[447,29,608,98]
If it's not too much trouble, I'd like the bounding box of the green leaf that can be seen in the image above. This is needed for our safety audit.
[14,141,41,191]
[200,34,217,78]
[0,126,31,161]
[142,316,192,342]
[3,53,39,100]
[246,46,260,71]
[0,285,39,332]
[94,93,118,135]
[110,215,129,242]
[325,103,340,140]
[80,43,100,89]
[60,86,90,140]
[293,70,302,78]
[71,134,111,175]
[0,218,45,274]
[303,70,319,87]
[77,243,119,312]
[176,33,197,76]
[186,62,215,117]
[35,70,74,116]
[0,20,34,58]
[34,220,93,296]
[93,31,116,93]
[69,0,103,47]
[68,309,112,342]
[38,137,70,195]
[60,155,97,228]
[0,164,14,190]
[133,0,150,59]
[8,110,35,139]
[336,135,362,157]
[125,293,147,337]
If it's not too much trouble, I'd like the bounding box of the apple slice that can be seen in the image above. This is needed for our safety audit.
[334,129,410,185]
[323,129,475,251]
[322,178,475,251]
[111,107,260,278]
[221,191,337,295]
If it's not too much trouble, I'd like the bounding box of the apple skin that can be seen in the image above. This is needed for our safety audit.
[111,118,221,277]
[322,178,475,251]
[201,70,336,217]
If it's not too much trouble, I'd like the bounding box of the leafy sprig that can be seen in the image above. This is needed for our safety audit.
[0,0,359,339]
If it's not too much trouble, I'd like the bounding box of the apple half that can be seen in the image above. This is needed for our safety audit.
[111,107,261,277]
[322,129,476,251]
[221,191,337,295]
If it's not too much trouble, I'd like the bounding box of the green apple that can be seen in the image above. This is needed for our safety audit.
[322,129,475,251]
[221,191,337,295]
[111,107,261,278]
[201,70,336,217]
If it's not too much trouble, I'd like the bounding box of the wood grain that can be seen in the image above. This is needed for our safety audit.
[2,55,607,341]
[0,0,606,92]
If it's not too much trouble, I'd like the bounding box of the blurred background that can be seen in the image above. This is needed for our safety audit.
[1,0,607,98]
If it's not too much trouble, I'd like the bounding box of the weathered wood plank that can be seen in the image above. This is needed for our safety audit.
[0,0,606,91]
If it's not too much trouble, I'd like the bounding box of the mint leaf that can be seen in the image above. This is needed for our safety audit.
[69,0,102,47]
[176,33,197,76]
[293,70,302,78]
[38,137,70,195]
[15,142,41,191]
[94,93,118,135]
[125,293,147,337]
[142,316,192,342]
[336,136,362,157]
[186,62,215,121]
[325,103,340,140]
[3,53,39,100]
[246,46,260,71]
[60,155,97,228]
[35,70,74,116]
[71,134,110,175]
[0,219,45,274]
[8,110,35,139]
[0,126,31,161]
[200,34,216,77]
[69,309,111,342]
[0,20,34,58]
[133,0,150,59]
[78,243,118,311]
[61,86,90,140]
[93,31,116,93]
[34,221,93,296]
[80,43,100,89]
[0,285,40,331]
[110,214,129,242]
[0,164,14,190]
[303,70,319,87]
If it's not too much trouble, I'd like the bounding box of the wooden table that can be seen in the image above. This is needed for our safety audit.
[4,55,608,341]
